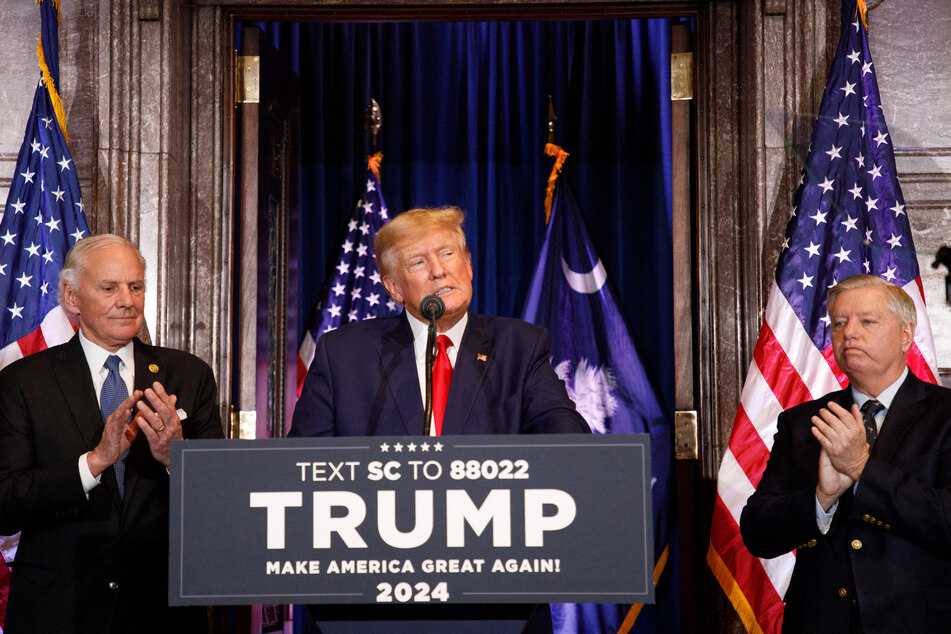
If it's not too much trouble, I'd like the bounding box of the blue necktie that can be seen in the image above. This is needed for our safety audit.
[101,355,130,498]
[861,399,884,448]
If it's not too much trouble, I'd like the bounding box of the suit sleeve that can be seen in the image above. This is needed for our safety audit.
[289,334,336,437]
[740,408,824,558]
[182,358,224,440]
[0,369,89,535]
[519,327,590,435]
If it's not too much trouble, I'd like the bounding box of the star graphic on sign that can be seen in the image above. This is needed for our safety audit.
[58,156,72,172]
[873,130,888,147]
[380,442,390,452]
[342,239,354,253]
[798,273,814,289]
[890,202,905,217]
[841,80,856,97]
[20,168,35,184]
[8,303,23,319]
[71,228,86,242]
[825,144,842,160]
[886,233,903,249]
[882,266,897,281]
[336,261,350,275]
[1,231,15,245]
[841,216,859,232]
[817,177,834,193]
[367,292,380,306]
[834,112,850,127]
[868,164,883,181]
[51,187,65,202]
[805,241,821,258]
[847,49,861,64]
[833,247,851,263]
[332,282,346,296]
[39,145,49,159]
[420,442,431,452]
[42,249,54,264]
[866,197,878,212]
[24,243,40,258]
[433,442,443,452]
[45,217,61,232]
[809,210,827,225]
[407,442,417,452]
[16,273,31,288]
[394,442,404,452]
[357,244,368,257]
[11,199,25,214]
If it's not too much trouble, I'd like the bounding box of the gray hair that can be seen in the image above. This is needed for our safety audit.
[826,274,916,327]
[58,234,146,308]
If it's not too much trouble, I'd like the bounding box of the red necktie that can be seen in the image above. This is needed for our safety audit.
[432,335,453,435]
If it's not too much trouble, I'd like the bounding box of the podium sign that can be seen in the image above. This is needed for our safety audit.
[169,434,653,606]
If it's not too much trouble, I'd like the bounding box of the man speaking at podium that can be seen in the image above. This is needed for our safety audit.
[290,206,588,438]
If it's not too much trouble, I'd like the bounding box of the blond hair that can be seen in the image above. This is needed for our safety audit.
[374,206,469,276]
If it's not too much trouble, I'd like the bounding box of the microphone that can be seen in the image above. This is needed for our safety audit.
[420,294,444,437]
[419,295,445,322]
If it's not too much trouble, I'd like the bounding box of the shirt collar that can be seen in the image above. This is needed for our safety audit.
[407,311,468,362]
[78,330,135,375]
[851,366,908,412]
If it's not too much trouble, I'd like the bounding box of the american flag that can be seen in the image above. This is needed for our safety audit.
[0,0,89,629]
[707,2,938,632]
[295,156,401,396]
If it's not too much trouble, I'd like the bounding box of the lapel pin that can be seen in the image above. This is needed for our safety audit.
[477,354,487,363]
[148,363,159,374]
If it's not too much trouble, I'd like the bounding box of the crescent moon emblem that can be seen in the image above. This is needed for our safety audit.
[561,258,607,294]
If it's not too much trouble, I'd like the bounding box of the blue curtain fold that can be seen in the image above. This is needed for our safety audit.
[248,17,675,418]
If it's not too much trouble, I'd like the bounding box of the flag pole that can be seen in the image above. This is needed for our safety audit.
[365,98,382,179]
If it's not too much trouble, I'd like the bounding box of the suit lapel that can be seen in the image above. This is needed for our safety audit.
[50,335,104,448]
[381,316,423,435]
[442,313,491,435]
[873,371,926,462]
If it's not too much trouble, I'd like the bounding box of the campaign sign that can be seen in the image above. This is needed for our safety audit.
[168,434,653,606]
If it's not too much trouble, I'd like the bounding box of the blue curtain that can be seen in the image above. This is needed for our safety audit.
[249,18,675,417]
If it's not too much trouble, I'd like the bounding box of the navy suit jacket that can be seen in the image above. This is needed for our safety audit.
[0,335,223,634]
[740,371,951,633]
[290,312,588,437]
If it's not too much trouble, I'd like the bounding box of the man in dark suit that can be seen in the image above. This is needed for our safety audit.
[290,206,588,438]
[0,234,223,634]
[741,275,951,633]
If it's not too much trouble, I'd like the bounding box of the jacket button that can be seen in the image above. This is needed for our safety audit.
[108,581,119,591]
[862,514,871,522]
[838,587,848,598]
[851,539,862,550]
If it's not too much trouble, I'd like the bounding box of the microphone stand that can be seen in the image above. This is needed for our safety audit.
[419,294,445,437]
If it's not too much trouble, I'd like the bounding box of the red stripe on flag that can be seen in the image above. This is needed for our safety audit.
[752,323,811,410]
[728,405,771,489]
[907,343,937,385]
[296,355,307,398]
[709,496,785,634]
[16,326,48,359]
